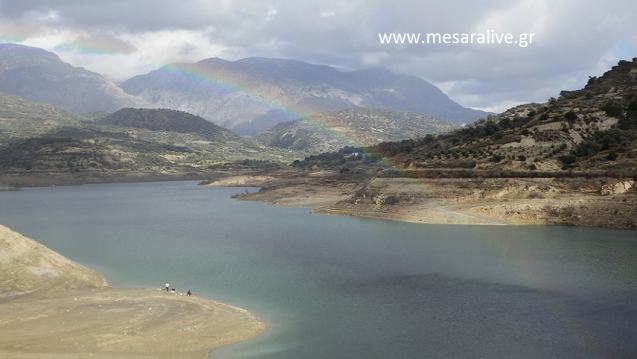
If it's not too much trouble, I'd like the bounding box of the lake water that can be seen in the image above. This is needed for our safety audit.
[1,181,636,358]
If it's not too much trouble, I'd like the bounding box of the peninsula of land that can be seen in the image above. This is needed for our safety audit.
[0,225,264,359]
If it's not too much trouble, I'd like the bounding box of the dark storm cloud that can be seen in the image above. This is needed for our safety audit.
[0,0,635,111]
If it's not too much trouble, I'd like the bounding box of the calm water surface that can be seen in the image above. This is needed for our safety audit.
[1,181,636,358]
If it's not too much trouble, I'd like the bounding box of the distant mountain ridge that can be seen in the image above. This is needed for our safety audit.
[0,43,144,113]
[0,43,485,136]
[257,108,457,154]
[121,57,487,134]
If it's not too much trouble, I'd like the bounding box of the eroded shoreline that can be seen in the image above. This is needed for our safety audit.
[206,172,637,230]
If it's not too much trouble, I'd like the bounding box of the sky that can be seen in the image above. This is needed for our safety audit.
[0,0,636,112]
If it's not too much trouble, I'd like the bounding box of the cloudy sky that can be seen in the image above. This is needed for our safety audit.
[0,0,636,112]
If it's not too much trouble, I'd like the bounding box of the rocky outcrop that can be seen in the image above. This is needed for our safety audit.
[600,180,635,195]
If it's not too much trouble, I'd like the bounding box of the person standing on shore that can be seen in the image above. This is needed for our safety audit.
[165,282,170,292]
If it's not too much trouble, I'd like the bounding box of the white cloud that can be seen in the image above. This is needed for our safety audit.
[39,9,60,22]
[0,0,635,112]
[7,26,227,81]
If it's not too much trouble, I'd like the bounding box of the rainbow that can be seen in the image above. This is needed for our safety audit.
[1,36,395,148]
[0,38,420,169]
[161,62,365,147]
[157,61,408,170]
[1,35,380,152]
[0,35,366,146]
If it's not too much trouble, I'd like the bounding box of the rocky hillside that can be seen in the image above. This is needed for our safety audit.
[298,58,637,177]
[0,124,295,179]
[0,100,296,181]
[98,108,239,141]
[0,92,80,141]
[0,43,143,113]
[121,57,486,134]
[257,108,456,154]
[0,126,195,174]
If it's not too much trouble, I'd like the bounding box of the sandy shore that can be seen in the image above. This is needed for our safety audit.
[0,225,265,359]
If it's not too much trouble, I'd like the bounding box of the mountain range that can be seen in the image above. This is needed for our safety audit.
[0,44,142,113]
[0,43,485,136]
[121,57,486,134]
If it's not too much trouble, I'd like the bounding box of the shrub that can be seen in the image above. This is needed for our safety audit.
[499,118,512,129]
[559,154,577,165]
[483,121,500,136]
[564,111,578,122]
[573,140,602,157]
[602,101,624,119]
[619,98,637,130]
